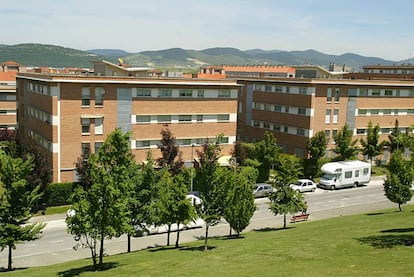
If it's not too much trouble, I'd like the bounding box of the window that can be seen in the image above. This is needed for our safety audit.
[298,107,306,115]
[263,122,270,129]
[217,136,229,144]
[253,121,260,127]
[355,170,360,178]
[284,106,290,113]
[285,87,290,93]
[357,128,366,135]
[82,88,90,107]
[358,109,367,115]
[299,87,307,95]
[371,109,379,115]
[182,139,192,146]
[196,115,203,122]
[363,168,369,175]
[345,171,352,179]
[94,142,103,153]
[178,115,192,122]
[136,115,151,123]
[137,88,151,97]
[333,109,339,124]
[327,88,332,102]
[383,109,391,115]
[179,89,193,97]
[359,89,368,96]
[95,118,103,135]
[158,115,171,123]
[158,89,172,97]
[197,89,204,98]
[371,89,380,96]
[81,142,90,158]
[325,109,331,124]
[275,86,283,92]
[265,85,272,92]
[81,118,90,134]
[217,114,230,122]
[334,88,340,102]
[264,104,272,111]
[332,130,338,143]
[384,89,393,96]
[284,126,289,133]
[410,90,414,97]
[136,140,150,148]
[274,105,282,112]
[95,87,105,106]
[325,130,330,141]
[218,90,231,98]
[296,128,305,136]
[273,124,281,131]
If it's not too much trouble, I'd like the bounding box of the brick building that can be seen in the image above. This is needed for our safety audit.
[16,73,239,182]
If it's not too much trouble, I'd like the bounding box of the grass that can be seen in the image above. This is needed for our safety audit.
[371,165,388,177]
[33,205,71,217]
[3,205,414,276]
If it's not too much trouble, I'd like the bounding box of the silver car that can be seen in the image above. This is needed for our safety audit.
[290,179,317,193]
[253,184,274,198]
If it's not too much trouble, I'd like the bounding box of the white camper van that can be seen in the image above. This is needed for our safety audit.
[319,160,371,190]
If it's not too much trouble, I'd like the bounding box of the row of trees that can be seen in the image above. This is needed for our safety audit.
[66,129,258,269]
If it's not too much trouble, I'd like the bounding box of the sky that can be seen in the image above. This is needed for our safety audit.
[2,0,414,61]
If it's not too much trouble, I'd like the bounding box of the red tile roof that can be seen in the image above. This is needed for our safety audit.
[0,71,16,81]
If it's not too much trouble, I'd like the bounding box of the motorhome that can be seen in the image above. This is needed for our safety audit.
[318,160,371,190]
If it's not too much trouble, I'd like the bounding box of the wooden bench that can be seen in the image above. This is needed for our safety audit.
[290,213,310,223]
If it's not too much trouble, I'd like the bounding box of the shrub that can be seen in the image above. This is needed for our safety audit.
[45,182,74,206]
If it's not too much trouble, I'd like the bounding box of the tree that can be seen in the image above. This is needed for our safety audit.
[269,155,306,228]
[0,149,45,271]
[193,138,224,250]
[127,152,157,252]
[153,170,196,247]
[360,121,385,164]
[255,131,281,182]
[230,141,247,166]
[157,129,184,176]
[67,129,135,269]
[223,167,256,237]
[384,150,413,211]
[388,119,404,153]
[333,124,359,161]
[303,131,327,179]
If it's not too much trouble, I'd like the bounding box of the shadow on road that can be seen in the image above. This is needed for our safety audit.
[57,262,119,277]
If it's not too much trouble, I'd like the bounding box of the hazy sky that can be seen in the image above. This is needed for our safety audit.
[3,0,414,61]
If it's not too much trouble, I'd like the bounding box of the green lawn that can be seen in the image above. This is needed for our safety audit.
[3,205,414,276]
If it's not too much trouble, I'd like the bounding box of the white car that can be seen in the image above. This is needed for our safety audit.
[290,179,317,193]
[253,184,274,198]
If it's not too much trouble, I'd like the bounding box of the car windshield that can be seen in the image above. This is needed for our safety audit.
[321,173,336,180]
[253,185,258,191]
[295,181,303,186]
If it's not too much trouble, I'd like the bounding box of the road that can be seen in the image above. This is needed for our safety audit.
[1,177,410,268]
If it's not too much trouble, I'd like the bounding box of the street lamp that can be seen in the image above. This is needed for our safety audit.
[190,143,195,193]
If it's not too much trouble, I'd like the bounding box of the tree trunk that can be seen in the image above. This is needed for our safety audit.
[204,223,209,251]
[399,203,402,212]
[229,225,232,237]
[167,224,171,246]
[127,233,131,253]
[8,244,12,271]
[99,236,104,268]
[283,214,287,229]
[175,228,180,248]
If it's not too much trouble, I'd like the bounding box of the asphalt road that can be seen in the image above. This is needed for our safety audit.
[1,177,411,269]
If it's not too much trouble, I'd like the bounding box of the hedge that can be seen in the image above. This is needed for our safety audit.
[44,182,74,206]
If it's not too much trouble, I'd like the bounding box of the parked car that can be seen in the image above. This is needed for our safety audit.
[290,179,317,193]
[253,183,274,198]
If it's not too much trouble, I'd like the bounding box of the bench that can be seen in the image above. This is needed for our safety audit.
[290,213,310,223]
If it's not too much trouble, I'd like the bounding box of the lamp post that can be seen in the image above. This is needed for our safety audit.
[190,143,195,193]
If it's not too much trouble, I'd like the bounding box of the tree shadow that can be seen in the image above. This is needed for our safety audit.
[381,228,414,233]
[57,262,119,277]
[253,227,294,232]
[0,267,28,272]
[357,235,414,248]
[179,245,216,251]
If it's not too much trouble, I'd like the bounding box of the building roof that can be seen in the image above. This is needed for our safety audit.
[222,65,295,74]
[0,71,16,81]
[1,61,21,66]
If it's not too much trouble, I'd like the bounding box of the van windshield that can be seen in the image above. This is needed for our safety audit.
[321,173,337,180]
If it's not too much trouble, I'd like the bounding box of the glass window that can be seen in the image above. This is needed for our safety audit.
[95,118,103,135]
[217,114,230,122]
[273,124,281,131]
[196,115,203,122]
[275,86,283,92]
[299,87,307,95]
[297,128,305,136]
[332,130,338,143]
[274,105,282,112]
[358,109,367,115]
[325,109,331,124]
[158,115,171,123]
[333,109,339,124]
[182,139,192,146]
[325,130,330,141]
[345,171,352,179]
[197,89,204,98]
[136,140,150,148]
[81,142,90,158]
[264,104,272,111]
[327,88,332,102]
[95,87,105,106]
[371,109,379,115]
[178,115,192,122]
[82,88,90,107]
[284,106,290,113]
[383,109,391,115]
[136,115,151,123]
[253,121,260,127]
[265,85,272,92]
[384,89,393,96]
[298,107,306,115]
[179,89,193,97]
[359,88,368,96]
[357,129,366,134]
[371,89,380,96]
[334,88,340,102]
[218,90,231,98]
[94,142,103,153]
[284,126,289,133]
[158,89,172,97]
[263,122,270,129]
[81,118,90,134]
[137,88,151,97]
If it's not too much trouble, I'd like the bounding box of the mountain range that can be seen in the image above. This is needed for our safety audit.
[0,43,411,71]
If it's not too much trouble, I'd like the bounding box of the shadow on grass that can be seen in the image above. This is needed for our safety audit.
[366,210,400,216]
[357,234,414,248]
[381,228,414,233]
[57,262,119,277]
[0,267,28,272]
[179,245,216,251]
[253,227,294,232]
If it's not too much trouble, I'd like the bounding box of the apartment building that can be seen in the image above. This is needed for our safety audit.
[347,64,414,80]
[237,77,414,158]
[0,71,17,130]
[16,73,239,183]
[198,65,295,79]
